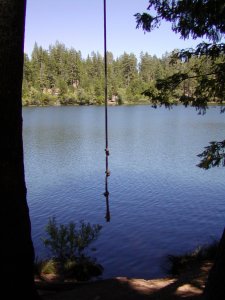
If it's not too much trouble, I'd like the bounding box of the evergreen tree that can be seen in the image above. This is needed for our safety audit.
[23,40,223,107]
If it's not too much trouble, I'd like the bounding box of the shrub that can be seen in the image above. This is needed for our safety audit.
[64,257,104,281]
[41,217,103,281]
[167,241,218,275]
[42,217,102,262]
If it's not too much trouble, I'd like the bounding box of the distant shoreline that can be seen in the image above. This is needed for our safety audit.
[22,101,224,108]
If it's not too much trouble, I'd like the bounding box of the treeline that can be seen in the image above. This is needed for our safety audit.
[22,41,218,106]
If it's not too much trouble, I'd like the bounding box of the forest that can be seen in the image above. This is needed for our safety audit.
[23,41,223,106]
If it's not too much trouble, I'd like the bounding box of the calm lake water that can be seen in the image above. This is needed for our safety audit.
[23,105,225,279]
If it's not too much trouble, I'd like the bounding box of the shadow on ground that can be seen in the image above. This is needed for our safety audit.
[38,261,212,300]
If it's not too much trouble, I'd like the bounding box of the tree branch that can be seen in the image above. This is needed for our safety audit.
[197,140,225,169]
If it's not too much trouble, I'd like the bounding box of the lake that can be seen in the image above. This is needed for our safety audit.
[23,105,225,279]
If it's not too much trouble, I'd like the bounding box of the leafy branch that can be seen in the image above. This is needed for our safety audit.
[171,42,225,62]
[135,0,225,41]
[197,140,225,169]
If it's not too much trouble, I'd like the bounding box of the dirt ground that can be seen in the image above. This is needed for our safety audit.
[36,261,212,300]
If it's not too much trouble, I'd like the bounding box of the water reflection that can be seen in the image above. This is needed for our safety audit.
[23,106,225,279]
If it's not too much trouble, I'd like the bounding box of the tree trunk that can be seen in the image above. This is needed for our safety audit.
[0,0,39,298]
[204,228,225,299]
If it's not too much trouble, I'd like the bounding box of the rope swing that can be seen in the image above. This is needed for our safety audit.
[103,0,110,222]
[104,0,110,177]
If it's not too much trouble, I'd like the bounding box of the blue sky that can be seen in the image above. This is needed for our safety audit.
[25,0,203,59]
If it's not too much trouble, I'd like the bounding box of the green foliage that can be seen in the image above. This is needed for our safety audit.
[23,41,224,108]
[23,42,180,105]
[135,0,225,41]
[34,258,57,277]
[40,217,103,281]
[136,1,225,112]
[197,140,225,169]
[42,217,102,262]
[64,257,104,281]
[142,52,225,113]
[117,88,127,104]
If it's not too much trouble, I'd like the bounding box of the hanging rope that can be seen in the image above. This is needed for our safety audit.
[104,0,110,177]
[104,176,110,222]
[103,0,110,222]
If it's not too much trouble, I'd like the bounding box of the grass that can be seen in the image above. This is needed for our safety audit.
[34,257,103,282]
[34,258,57,277]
